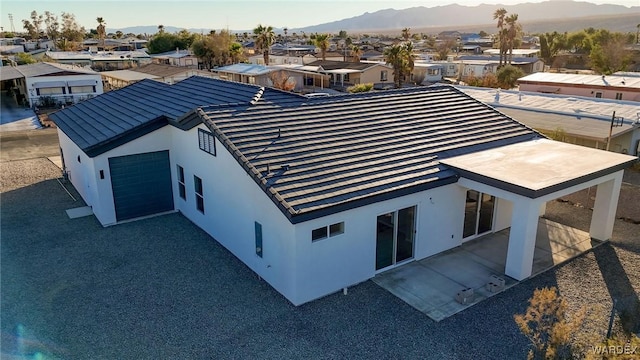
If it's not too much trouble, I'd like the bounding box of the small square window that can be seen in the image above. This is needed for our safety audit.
[312,227,328,241]
[329,222,344,237]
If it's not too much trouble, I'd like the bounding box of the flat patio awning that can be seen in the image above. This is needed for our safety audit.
[441,138,636,199]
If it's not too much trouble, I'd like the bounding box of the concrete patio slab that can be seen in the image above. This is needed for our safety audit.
[372,218,597,321]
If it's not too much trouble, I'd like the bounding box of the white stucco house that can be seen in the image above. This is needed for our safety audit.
[51,76,637,306]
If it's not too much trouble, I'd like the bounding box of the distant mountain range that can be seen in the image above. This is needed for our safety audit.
[294,0,639,33]
[107,0,640,35]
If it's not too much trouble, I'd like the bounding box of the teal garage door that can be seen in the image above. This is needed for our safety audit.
[108,150,174,221]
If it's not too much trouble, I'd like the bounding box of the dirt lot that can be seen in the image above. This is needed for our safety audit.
[557,168,640,224]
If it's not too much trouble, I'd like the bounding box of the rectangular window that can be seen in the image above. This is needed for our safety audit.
[595,92,603,98]
[194,175,204,213]
[177,165,186,200]
[380,70,388,81]
[615,93,623,100]
[329,222,344,236]
[69,85,96,94]
[198,128,216,156]
[36,87,64,96]
[312,222,344,242]
[255,222,263,258]
[312,227,328,242]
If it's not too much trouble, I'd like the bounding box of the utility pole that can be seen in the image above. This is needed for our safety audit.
[8,13,15,33]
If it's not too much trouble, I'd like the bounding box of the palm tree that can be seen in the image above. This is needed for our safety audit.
[253,24,275,65]
[493,8,507,67]
[96,17,106,49]
[401,27,411,41]
[384,42,414,88]
[505,13,521,65]
[313,33,330,61]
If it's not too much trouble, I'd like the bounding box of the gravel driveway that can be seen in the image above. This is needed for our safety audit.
[1,158,638,359]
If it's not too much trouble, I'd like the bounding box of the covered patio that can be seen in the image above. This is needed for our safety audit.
[441,138,635,281]
[373,218,598,321]
[374,138,636,321]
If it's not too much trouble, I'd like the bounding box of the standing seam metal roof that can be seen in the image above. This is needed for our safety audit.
[195,86,542,222]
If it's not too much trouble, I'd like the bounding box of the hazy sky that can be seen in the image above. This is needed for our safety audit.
[1,0,638,32]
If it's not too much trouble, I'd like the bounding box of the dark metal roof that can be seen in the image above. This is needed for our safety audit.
[50,76,307,157]
[196,86,542,223]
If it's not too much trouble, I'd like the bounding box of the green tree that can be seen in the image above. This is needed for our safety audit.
[253,24,275,65]
[22,20,37,40]
[191,30,241,69]
[30,11,43,38]
[147,30,192,54]
[44,11,59,42]
[496,65,524,89]
[15,52,37,65]
[313,33,330,61]
[589,37,632,75]
[60,12,85,44]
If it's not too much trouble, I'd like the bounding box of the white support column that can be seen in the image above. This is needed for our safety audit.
[589,172,623,241]
[505,199,541,280]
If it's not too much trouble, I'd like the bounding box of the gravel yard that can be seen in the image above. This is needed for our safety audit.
[1,158,639,359]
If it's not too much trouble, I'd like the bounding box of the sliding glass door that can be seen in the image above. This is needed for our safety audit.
[463,190,495,241]
[376,206,416,270]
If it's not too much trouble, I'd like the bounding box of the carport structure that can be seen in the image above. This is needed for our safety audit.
[442,138,637,280]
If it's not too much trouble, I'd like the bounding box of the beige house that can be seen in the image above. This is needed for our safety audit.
[304,60,393,89]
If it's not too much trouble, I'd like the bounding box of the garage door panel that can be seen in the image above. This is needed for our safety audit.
[108,150,174,221]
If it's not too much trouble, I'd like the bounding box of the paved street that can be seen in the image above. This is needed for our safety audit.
[0,90,40,131]
[0,128,60,162]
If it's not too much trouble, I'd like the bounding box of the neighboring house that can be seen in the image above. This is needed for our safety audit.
[51,76,635,306]
[458,55,545,75]
[304,60,393,88]
[248,52,317,66]
[457,86,640,155]
[0,62,103,108]
[100,70,161,90]
[517,73,640,102]
[45,50,152,70]
[129,63,216,84]
[412,62,444,84]
[149,49,198,69]
[483,49,540,58]
[213,63,309,92]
